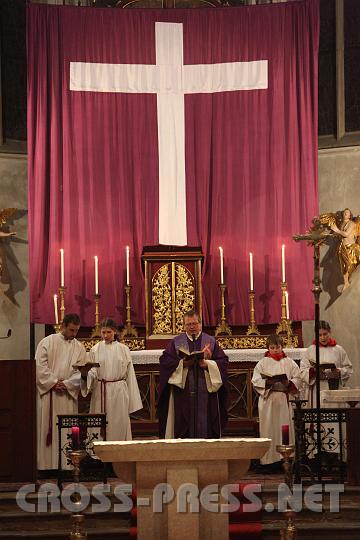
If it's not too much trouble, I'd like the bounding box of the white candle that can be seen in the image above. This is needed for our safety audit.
[285,291,290,320]
[60,248,65,287]
[281,244,286,282]
[53,294,59,325]
[249,252,254,291]
[94,256,99,294]
[219,246,224,284]
[126,246,130,285]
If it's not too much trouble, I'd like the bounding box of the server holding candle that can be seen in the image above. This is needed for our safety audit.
[251,334,301,472]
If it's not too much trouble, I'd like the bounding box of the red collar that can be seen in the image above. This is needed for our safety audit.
[265,351,286,361]
[312,338,337,347]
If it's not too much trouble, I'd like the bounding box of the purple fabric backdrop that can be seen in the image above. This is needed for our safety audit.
[28,1,319,327]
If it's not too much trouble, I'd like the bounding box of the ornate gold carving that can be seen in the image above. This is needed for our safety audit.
[80,337,145,352]
[217,334,298,349]
[174,263,195,333]
[152,264,172,334]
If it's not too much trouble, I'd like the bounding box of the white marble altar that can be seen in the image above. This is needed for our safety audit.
[94,438,271,540]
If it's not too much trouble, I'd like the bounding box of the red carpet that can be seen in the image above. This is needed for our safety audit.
[129,483,263,539]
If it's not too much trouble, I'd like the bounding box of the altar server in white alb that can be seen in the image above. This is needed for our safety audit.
[252,334,301,468]
[80,318,142,441]
[300,320,353,408]
[36,313,86,470]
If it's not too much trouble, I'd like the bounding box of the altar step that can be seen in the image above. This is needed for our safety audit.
[1,481,360,539]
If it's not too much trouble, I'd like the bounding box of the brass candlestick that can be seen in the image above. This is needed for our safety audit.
[67,449,88,540]
[119,284,138,339]
[53,323,61,333]
[276,282,293,335]
[215,283,232,336]
[246,290,260,335]
[58,286,66,323]
[276,444,297,540]
[91,293,101,337]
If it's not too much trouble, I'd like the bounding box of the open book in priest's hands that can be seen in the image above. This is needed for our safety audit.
[260,372,288,383]
[177,347,204,362]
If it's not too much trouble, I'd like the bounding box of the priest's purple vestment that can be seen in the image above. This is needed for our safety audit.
[158,332,228,438]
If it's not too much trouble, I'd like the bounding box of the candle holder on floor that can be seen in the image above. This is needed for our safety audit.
[67,449,87,540]
[276,444,296,540]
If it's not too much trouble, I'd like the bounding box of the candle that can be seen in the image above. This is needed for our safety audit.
[281,424,289,445]
[285,291,289,320]
[71,426,80,450]
[249,252,254,291]
[281,244,286,282]
[126,246,130,285]
[53,294,59,325]
[60,248,65,287]
[219,246,224,284]
[94,255,99,294]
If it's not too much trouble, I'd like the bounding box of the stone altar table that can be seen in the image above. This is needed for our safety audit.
[94,437,270,540]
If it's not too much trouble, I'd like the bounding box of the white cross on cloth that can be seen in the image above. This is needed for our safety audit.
[70,22,268,246]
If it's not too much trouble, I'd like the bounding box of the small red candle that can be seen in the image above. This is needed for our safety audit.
[71,426,80,450]
[281,424,289,445]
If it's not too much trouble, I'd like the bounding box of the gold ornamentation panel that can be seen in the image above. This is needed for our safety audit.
[152,264,172,334]
[174,263,195,333]
[217,334,299,350]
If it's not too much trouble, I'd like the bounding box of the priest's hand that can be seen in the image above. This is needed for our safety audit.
[202,344,212,360]
[183,358,195,369]
[199,359,209,370]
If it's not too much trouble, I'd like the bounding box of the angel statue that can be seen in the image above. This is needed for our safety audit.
[0,208,17,278]
[319,208,360,291]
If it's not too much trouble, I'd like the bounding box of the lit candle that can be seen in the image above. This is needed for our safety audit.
[71,426,80,450]
[249,252,254,291]
[60,248,65,287]
[281,244,286,282]
[53,294,59,325]
[94,255,99,295]
[219,246,224,284]
[281,424,289,445]
[285,291,289,319]
[126,246,130,285]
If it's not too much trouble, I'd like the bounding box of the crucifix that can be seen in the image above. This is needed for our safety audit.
[70,21,268,246]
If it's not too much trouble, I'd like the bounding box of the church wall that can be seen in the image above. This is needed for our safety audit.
[303,145,360,389]
[0,153,29,360]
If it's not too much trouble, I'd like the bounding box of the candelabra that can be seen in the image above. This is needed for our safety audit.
[119,285,138,339]
[276,282,293,336]
[53,323,61,333]
[58,286,66,323]
[246,290,260,335]
[215,283,232,336]
[67,449,88,540]
[276,444,297,540]
[91,293,101,337]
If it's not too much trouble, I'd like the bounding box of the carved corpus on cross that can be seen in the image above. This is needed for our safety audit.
[70,22,268,245]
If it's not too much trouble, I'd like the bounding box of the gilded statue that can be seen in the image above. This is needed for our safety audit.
[319,208,360,291]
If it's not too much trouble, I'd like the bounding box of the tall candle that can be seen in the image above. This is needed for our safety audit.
[94,255,99,295]
[285,291,289,319]
[71,426,80,450]
[281,244,286,282]
[53,294,59,325]
[60,248,65,287]
[281,424,289,445]
[249,252,254,291]
[219,246,224,284]
[126,246,130,285]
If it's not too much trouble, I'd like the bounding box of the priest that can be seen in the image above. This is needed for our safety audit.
[36,313,86,471]
[158,310,228,439]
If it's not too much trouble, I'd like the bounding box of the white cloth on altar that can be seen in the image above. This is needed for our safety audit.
[82,341,142,441]
[165,359,223,438]
[36,333,86,470]
[252,356,301,465]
